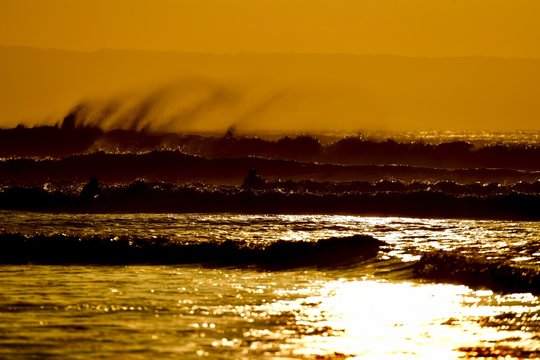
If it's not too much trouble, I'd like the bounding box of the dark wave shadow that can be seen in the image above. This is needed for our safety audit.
[413,251,540,295]
[0,233,383,268]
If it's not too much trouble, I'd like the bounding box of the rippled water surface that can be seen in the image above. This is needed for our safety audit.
[1,212,540,358]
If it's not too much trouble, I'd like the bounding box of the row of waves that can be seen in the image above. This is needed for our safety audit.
[5,178,540,195]
[2,125,540,171]
[2,232,539,294]
[2,150,540,186]
[1,182,540,219]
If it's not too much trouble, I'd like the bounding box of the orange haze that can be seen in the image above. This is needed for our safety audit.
[0,0,539,132]
[1,0,540,56]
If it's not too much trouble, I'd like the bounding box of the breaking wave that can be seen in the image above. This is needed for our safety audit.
[2,124,540,172]
[413,251,540,295]
[0,233,382,267]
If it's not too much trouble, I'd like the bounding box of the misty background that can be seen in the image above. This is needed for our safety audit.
[1,46,540,134]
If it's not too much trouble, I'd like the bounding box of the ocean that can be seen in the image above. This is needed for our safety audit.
[1,212,539,359]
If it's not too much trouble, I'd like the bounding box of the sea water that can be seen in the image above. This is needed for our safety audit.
[1,211,539,359]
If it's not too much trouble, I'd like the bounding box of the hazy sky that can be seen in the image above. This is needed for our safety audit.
[1,0,539,57]
[1,0,540,132]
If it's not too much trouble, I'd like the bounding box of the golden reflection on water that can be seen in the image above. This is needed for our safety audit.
[249,280,540,359]
[3,214,540,358]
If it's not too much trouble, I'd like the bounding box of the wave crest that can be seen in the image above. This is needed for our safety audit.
[413,251,540,294]
[0,233,383,267]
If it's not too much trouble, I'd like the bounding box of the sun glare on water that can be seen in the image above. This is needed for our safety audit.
[237,279,540,359]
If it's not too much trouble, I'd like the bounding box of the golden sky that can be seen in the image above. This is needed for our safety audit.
[1,0,539,57]
[1,0,539,132]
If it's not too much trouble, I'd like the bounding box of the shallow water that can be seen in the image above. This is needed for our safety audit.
[1,212,540,358]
